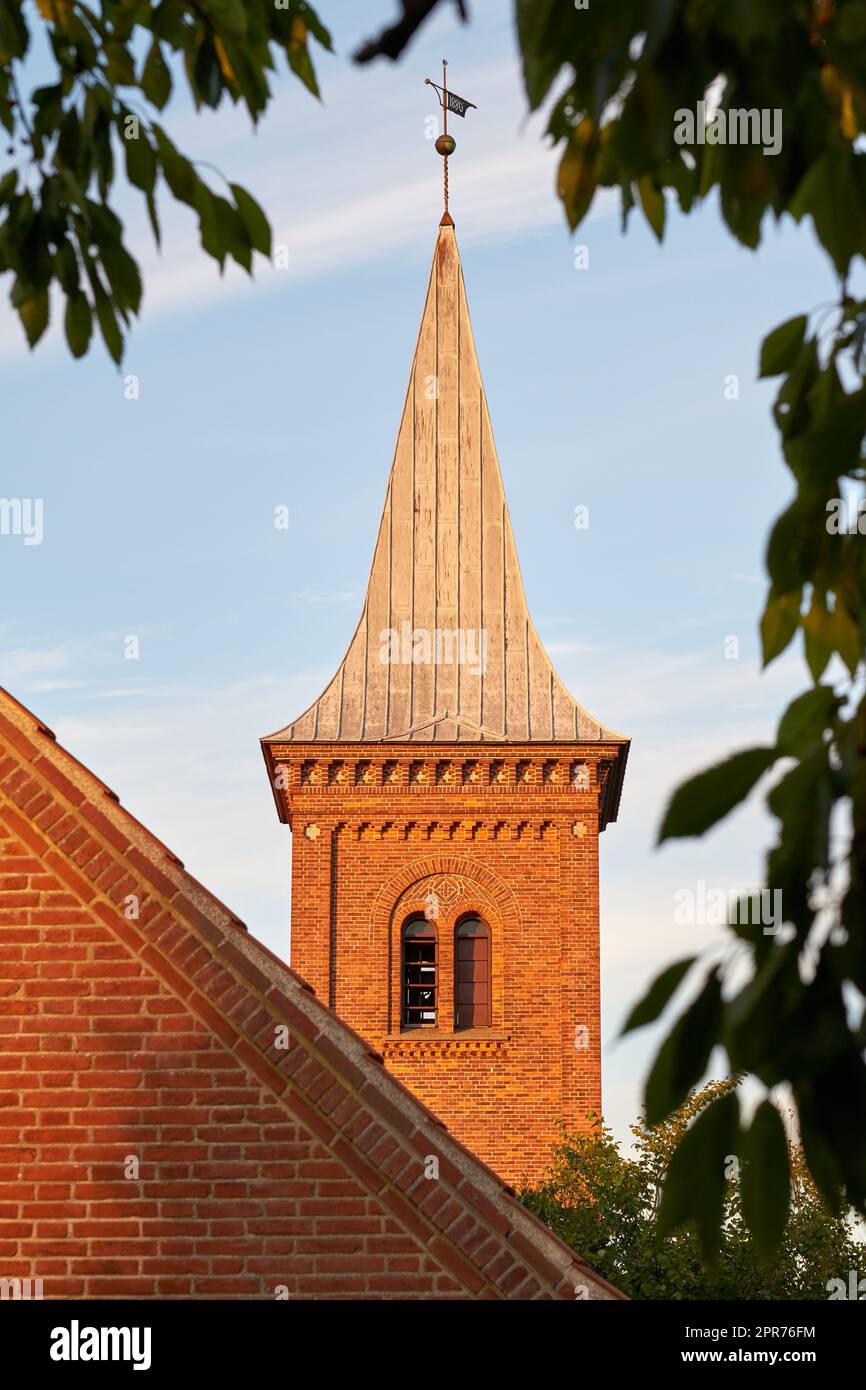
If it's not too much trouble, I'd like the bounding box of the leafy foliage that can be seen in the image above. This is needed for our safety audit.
[351,0,866,1257]
[504,0,866,1253]
[0,0,331,360]
[519,1083,861,1299]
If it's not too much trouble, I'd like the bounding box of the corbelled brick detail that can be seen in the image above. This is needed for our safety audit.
[0,689,622,1300]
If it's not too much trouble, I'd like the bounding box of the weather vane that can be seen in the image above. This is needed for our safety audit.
[424,60,476,225]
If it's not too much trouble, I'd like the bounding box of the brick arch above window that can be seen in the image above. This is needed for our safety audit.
[373,857,517,1035]
[372,855,521,932]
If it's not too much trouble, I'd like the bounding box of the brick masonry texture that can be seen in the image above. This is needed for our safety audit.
[0,689,623,1300]
[264,743,621,1188]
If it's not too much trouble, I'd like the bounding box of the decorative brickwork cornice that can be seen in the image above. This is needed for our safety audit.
[262,741,626,831]
[383,1035,510,1059]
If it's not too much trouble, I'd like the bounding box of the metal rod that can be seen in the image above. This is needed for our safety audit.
[442,59,448,215]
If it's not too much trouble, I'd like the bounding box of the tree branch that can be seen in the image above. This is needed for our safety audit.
[352,0,468,65]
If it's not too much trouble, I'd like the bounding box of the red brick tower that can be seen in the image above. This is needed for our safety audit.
[261,218,628,1187]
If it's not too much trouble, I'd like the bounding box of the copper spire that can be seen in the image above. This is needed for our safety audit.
[261,223,627,754]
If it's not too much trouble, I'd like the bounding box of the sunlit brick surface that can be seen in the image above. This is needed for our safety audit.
[268,743,620,1187]
[0,692,621,1300]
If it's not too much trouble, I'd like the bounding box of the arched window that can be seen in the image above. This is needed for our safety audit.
[401,917,437,1029]
[455,918,491,1029]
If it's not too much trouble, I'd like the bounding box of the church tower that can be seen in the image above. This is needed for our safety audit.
[261,104,628,1185]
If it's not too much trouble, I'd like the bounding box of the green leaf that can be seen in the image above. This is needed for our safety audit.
[286,33,320,99]
[93,288,123,364]
[213,194,252,272]
[105,39,135,86]
[87,201,124,245]
[32,81,63,137]
[766,752,834,928]
[776,686,838,755]
[645,973,723,1126]
[123,126,157,195]
[297,4,333,51]
[100,240,142,315]
[53,236,79,292]
[660,154,696,214]
[18,289,49,348]
[93,108,115,201]
[658,1091,739,1260]
[145,188,161,248]
[207,0,248,40]
[230,183,271,257]
[56,106,81,177]
[0,0,29,60]
[798,1049,866,1211]
[772,337,819,440]
[637,175,665,240]
[153,127,196,206]
[765,492,824,594]
[151,0,186,44]
[194,37,223,108]
[64,290,92,358]
[142,39,172,109]
[740,1100,791,1261]
[803,592,834,680]
[621,958,695,1036]
[789,148,866,278]
[517,0,562,109]
[760,588,802,666]
[218,36,269,119]
[658,748,777,843]
[725,946,799,1081]
[759,315,808,378]
[795,1078,844,1214]
[825,599,862,675]
[194,181,225,265]
[556,118,599,230]
[785,368,866,488]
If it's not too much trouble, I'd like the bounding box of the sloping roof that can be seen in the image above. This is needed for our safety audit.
[0,686,623,1300]
[265,224,627,747]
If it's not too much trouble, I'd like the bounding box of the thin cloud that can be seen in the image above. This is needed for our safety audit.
[0,53,617,360]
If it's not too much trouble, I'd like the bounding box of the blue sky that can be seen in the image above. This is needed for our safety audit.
[1,1,842,1144]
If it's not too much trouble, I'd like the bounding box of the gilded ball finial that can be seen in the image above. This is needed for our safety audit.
[435,133,456,157]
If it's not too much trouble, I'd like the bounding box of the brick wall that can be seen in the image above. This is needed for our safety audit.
[273,742,618,1187]
[0,693,623,1300]
[0,845,425,1298]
